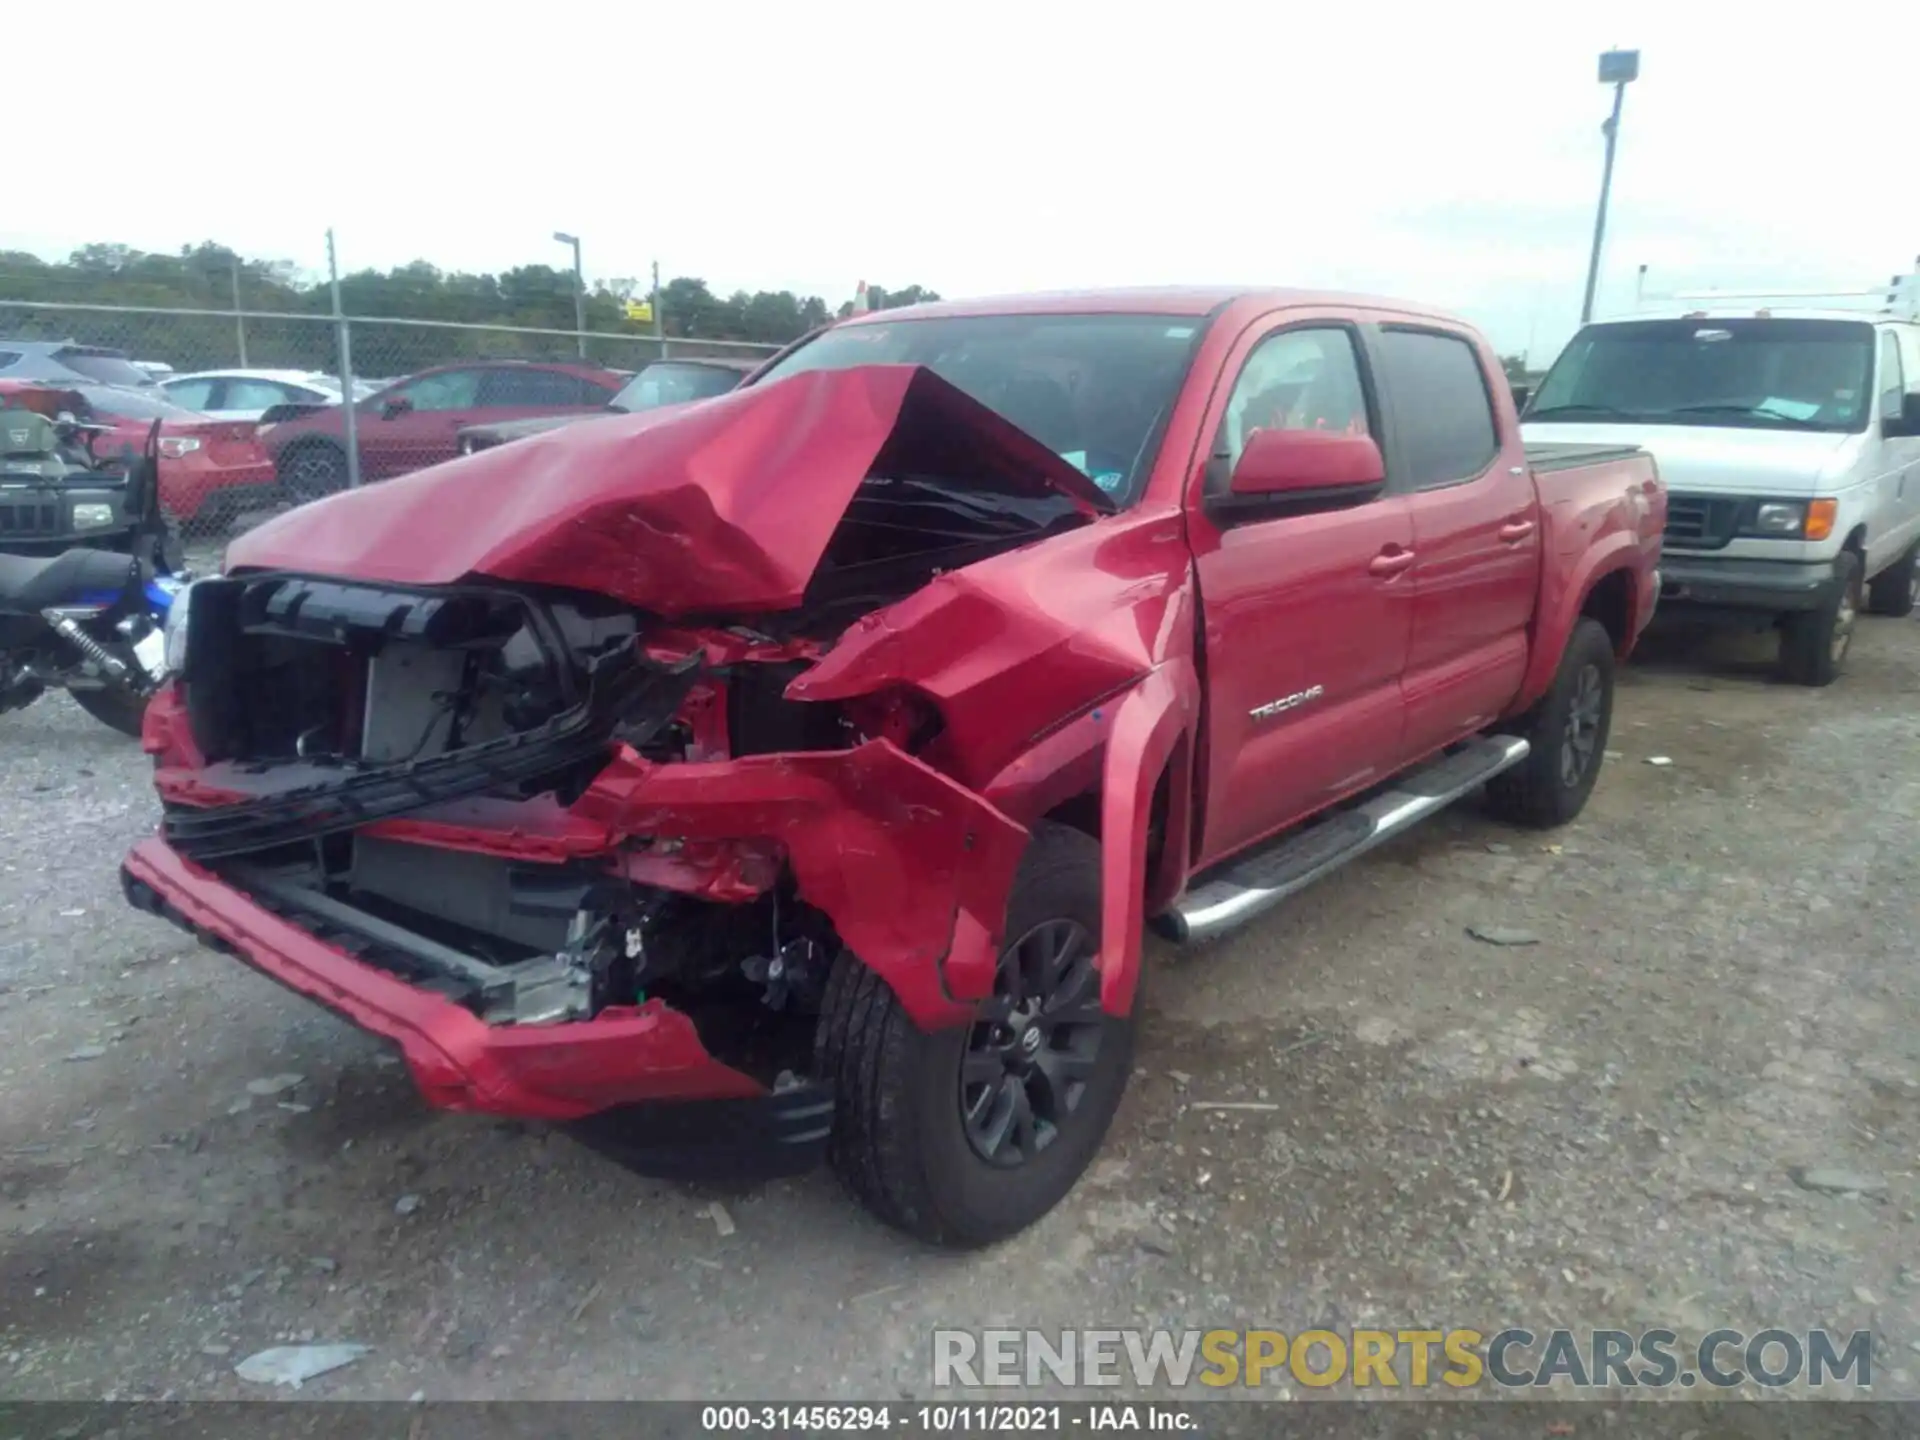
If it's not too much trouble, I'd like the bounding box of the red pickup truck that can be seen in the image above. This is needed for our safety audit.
[123,288,1664,1247]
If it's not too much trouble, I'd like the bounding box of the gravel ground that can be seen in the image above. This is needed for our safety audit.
[3,615,1918,1404]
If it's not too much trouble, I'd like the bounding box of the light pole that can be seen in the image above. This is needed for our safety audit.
[553,231,586,358]
[1579,49,1639,327]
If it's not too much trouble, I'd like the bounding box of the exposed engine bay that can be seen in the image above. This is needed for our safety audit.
[157,457,1084,1084]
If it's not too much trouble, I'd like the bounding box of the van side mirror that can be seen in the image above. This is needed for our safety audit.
[1884,392,1920,439]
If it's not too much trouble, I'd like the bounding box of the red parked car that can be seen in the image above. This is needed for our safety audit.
[4,382,275,528]
[128,288,1665,1246]
[257,359,626,500]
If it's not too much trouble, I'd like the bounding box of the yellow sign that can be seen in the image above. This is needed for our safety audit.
[624,300,654,324]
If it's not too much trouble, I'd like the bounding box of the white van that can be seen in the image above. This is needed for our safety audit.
[1521,309,1920,684]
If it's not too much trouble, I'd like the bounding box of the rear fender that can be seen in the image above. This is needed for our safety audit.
[1510,533,1648,717]
[1097,661,1200,1017]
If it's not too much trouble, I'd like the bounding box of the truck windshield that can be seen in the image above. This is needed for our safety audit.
[1528,318,1875,434]
[753,313,1206,504]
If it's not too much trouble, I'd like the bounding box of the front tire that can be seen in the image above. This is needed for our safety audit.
[1778,551,1861,687]
[278,442,348,505]
[1485,616,1615,829]
[816,822,1134,1248]
[1865,542,1918,618]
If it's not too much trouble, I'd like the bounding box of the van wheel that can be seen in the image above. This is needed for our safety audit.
[816,822,1134,1248]
[1779,551,1861,686]
[1485,617,1615,830]
[1865,543,1918,618]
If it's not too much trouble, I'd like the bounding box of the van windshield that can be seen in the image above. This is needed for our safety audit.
[1527,318,1875,434]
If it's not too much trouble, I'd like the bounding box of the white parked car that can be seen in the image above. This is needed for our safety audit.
[160,369,372,422]
[1524,307,1920,686]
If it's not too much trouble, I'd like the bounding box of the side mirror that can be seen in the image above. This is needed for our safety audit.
[381,397,413,420]
[1511,383,1532,412]
[1220,427,1386,517]
[1884,392,1920,439]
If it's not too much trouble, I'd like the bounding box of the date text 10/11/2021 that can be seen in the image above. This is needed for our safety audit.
[699,1405,1198,1432]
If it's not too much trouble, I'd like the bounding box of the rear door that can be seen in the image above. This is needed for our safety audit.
[477,366,611,427]
[1373,325,1539,760]
[1187,313,1414,869]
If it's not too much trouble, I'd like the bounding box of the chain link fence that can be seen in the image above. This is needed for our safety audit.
[0,299,781,564]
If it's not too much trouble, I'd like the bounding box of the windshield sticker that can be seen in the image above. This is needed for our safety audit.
[1165,326,1196,339]
[1759,396,1822,421]
[1092,470,1125,493]
[1692,328,1734,342]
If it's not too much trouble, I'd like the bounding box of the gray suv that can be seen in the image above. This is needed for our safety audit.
[0,341,159,390]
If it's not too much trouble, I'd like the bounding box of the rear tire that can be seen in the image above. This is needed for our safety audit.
[278,442,348,505]
[816,822,1134,1248]
[1485,617,1615,830]
[1778,551,1861,687]
[70,685,148,738]
[1865,542,1918,618]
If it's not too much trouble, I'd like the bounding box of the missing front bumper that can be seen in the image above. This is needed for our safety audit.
[121,836,769,1122]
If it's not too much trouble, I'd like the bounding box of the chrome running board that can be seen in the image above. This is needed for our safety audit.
[1154,735,1531,944]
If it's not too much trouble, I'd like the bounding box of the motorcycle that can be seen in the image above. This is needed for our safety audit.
[0,403,193,737]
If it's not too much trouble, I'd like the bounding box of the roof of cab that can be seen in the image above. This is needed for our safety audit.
[1594,307,1900,326]
[841,286,1472,327]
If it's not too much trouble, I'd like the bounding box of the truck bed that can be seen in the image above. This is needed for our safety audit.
[1525,441,1644,474]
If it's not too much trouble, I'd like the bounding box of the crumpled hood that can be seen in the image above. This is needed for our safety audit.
[229,365,1114,616]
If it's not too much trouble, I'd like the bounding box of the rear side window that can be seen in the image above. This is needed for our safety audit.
[482,367,595,407]
[164,378,218,411]
[1375,329,1499,488]
[55,347,153,388]
[0,350,21,369]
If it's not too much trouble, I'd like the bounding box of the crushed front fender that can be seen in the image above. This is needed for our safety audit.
[573,739,1029,1026]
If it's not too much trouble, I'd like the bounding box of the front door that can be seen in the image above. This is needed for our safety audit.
[1187,317,1414,869]
[1371,325,1540,759]
[361,368,486,478]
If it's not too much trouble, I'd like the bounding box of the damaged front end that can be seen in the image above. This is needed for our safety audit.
[123,366,1141,1157]
[129,565,1033,1132]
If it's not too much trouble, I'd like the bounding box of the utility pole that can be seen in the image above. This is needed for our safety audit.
[326,228,361,490]
[230,255,249,367]
[1580,49,1640,327]
[554,232,586,358]
[651,260,665,359]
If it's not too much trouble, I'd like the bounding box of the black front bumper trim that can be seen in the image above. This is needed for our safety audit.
[566,1082,836,1182]
[1657,555,1841,614]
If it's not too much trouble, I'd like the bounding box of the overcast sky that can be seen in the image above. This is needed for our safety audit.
[8,0,1914,363]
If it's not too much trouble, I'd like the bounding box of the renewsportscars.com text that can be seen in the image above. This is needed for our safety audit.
[933,1327,1873,1390]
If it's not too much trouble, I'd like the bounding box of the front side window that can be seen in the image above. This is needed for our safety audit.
[752,312,1206,505]
[1214,327,1372,481]
[223,378,298,411]
[389,370,482,412]
[1530,317,1875,434]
